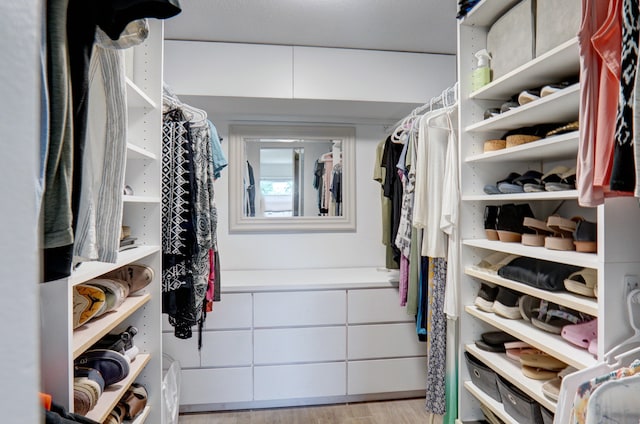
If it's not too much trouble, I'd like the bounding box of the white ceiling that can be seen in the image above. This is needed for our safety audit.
[164,0,458,54]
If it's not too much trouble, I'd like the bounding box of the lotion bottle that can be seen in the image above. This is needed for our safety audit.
[472,49,491,91]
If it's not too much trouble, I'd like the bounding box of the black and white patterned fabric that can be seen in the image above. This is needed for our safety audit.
[611,0,639,192]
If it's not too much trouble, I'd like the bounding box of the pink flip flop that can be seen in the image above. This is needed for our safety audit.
[561,318,597,349]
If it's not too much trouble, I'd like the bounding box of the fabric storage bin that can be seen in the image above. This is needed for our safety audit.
[541,406,554,424]
[536,0,581,56]
[496,375,543,424]
[464,352,501,402]
[487,0,535,79]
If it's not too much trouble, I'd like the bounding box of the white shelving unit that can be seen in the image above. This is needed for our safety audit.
[457,2,640,422]
[40,20,165,423]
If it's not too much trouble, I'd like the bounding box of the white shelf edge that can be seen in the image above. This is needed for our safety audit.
[461,0,521,27]
[123,195,162,204]
[127,143,158,161]
[465,305,597,370]
[462,239,599,268]
[464,131,579,163]
[466,84,580,133]
[469,38,579,100]
[125,405,151,424]
[69,245,161,286]
[73,293,152,358]
[465,344,557,412]
[462,190,578,202]
[126,78,157,109]
[85,354,151,423]
[464,267,598,316]
[464,381,519,424]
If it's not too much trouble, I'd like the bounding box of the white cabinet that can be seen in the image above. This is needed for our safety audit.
[39,20,164,424]
[457,2,640,422]
[163,272,428,412]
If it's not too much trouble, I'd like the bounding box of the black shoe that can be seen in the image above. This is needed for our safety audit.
[474,283,499,312]
[484,205,499,240]
[496,203,535,242]
[492,287,522,319]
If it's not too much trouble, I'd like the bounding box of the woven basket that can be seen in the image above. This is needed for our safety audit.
[484,139,506,152]
[506,134,541,148]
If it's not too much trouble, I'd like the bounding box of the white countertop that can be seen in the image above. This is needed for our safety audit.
[221,267,400,292]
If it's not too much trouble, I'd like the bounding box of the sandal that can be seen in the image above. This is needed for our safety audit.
[519,352,567,370]
[105,404,125,424]
[118,383,148,419]
[545,215,580,251]
[524,166,569,192]
[483,172,521,195]
[561,318,598,349]
[522,217,554,247]
[530,300,584,334]
[519,295,541,322]
[545,167,576,191]
[564,268,597,298]
[541,378,561,400]
[521,365,558,380]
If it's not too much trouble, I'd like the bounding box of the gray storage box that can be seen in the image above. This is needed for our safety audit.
[536,0,581,56]
[487,0,536,80]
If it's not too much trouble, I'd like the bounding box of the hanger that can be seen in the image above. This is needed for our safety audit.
[605,289,640,365]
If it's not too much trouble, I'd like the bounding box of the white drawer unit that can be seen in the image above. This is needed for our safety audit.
[162,333,202,368]
[254,290,346,327]
[347,357,428,395]
[181,368,253,405]
[206,293,253,329]
[201,330,253,367]
[254,362,347,401]
[348,288,413,323]
[254,327,346,365]
[348,323,425,360]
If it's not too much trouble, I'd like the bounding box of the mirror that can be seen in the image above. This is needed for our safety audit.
[229,124,356,232]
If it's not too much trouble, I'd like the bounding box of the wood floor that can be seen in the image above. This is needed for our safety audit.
[178,398,432,423]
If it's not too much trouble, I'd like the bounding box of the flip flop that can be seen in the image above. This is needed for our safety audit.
[519,352,567,370]
[521,365,558,380]
[525,166,569,192]
[541,378,561,400]
[564,268,598,298]
[531,300,583,334]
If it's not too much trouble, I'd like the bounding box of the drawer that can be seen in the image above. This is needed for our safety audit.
[180,367,252,405]
[162,333,201,368]
[348,288,412,323]
[347,357,427,394]
[201,330,252,367]
[254,290,345,327]
[348,323,425,359]
[161,293,252,332]
[254,362,346,401]
[254,327,346,364]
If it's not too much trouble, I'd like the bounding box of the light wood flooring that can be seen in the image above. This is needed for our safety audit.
[178,398,432,424]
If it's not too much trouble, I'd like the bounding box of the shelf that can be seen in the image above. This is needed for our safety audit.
[127,143,157,161]
[462,190,578,202]
[69,245,161,287]
[465,131,579,163]
[465,344,557,412]
[464,381,519,424]
[465,267,598,316]
[470,38,580,100]
[465,305,597,370]
[126,78,157,109]
[125,405,151,424]
[85,354,151,423]
[123,195,162,204]
[466,84,580,133]
[73,293,151,358]
[462,239,598,268]
[461,0,521,27]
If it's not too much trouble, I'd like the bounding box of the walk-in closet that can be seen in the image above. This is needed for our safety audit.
[4,0,640,423]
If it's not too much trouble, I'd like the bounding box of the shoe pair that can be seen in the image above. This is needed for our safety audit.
[517,78,578,106]
[484,203,535,243]
[483,170,545,194]
[474,284,522,319]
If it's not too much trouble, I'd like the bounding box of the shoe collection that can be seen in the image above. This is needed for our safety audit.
[483,167,576,194]
[483,204,597,252]
[483,121,579,153]
[73,264,154,329]
[73,327,148,420]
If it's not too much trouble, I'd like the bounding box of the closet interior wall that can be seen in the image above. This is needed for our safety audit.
[40,19,165,424]
[457,2,640,422]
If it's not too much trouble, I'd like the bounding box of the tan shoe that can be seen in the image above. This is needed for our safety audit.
[103,264,154,294]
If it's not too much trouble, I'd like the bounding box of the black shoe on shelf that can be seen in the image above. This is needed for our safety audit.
[474,283,499,312]
[484,205,499,240]
[492,286,523,319]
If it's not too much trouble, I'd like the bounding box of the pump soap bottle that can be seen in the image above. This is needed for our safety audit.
[472,49,491,91]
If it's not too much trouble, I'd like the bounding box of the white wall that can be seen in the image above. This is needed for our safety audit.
[211,119,387,271]
[0,1,41,421]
